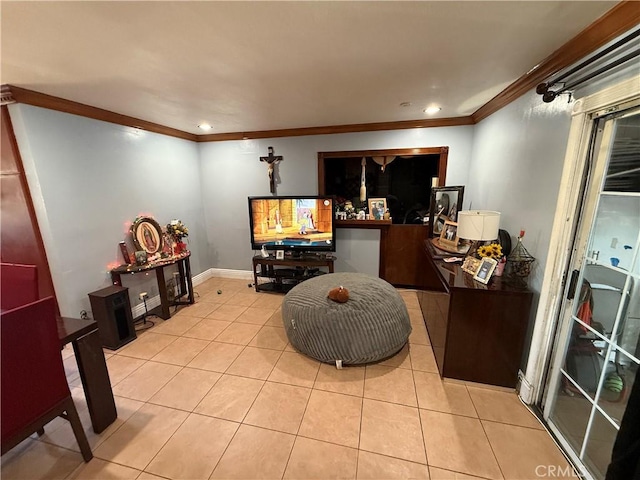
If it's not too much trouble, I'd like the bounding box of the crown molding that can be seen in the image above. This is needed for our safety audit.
[4,85,198,142]
[196,117,475,142]
[472,0,640,123]
[1,85,16,105]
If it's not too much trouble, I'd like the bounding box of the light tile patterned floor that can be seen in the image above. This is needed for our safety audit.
[1,277,577,479]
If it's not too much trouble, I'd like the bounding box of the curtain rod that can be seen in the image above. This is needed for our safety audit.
[537,28,640,103]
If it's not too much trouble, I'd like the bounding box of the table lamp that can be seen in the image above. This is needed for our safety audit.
[457,210,501,257]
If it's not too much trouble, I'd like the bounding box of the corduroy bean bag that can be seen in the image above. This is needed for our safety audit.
[282,273,411,366]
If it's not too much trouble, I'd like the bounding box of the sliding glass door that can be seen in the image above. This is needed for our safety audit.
[543,107,640,480]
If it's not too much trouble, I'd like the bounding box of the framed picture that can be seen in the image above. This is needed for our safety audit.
[428,186,465,237]
[134,250,148,266]
[473,257,498,284]
[275,250,285,260]
[439,220,459,249]
[368,198,387,220]
[461,256,481,275]
[131,216,164,255]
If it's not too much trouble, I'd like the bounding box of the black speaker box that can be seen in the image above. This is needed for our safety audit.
[88,285,137,350]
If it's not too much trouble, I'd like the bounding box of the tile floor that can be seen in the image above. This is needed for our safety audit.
[1,277,578,479]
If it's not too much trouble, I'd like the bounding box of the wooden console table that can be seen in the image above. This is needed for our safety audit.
[110,253,194,320]
[418,240,533,388]
[253,254,334,293]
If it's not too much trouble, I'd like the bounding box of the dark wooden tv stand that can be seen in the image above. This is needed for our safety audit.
[252,254,335,293]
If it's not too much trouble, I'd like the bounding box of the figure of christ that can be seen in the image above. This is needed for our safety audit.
[259,146,283,193]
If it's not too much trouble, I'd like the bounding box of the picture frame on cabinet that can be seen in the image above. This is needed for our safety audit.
[367,198,387,220]
[473,257,498,284]
[428,186,465,237]
[439,220,459,249]
[462,256,481,275]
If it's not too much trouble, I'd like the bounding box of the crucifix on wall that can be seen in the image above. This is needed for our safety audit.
[260,146,283,194]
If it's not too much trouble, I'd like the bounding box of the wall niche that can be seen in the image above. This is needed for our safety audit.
[318,147,448,224]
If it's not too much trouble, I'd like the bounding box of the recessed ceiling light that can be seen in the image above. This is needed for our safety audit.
[399,102,412,107]
[198,123,212,131]
[423,106,441,115]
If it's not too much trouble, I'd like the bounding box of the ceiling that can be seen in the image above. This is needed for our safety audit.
[1,1,618,135]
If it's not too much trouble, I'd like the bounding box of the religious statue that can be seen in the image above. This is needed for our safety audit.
[260,146,283,193]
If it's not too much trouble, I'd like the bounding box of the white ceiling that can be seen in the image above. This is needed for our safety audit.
[1,1,617,135]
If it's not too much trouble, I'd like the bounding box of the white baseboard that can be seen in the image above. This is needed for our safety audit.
[129,268,252,318]
[192,268,214,286]
[131,294,161,319]
[210,268,254,281]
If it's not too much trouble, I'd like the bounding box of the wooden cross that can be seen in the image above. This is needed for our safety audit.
[260,146,283,193]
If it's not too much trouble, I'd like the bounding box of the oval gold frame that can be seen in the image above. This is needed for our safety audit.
[130,216,164,255]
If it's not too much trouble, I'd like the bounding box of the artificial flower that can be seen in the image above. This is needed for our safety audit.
[166,220,189,240]
[478,243,503,259]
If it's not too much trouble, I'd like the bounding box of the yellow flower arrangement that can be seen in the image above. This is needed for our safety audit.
[477,243,503,260]
[166,220,189,241]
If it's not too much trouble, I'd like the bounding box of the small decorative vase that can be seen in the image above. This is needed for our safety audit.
[494,259,506,277]
[175,241,187,254]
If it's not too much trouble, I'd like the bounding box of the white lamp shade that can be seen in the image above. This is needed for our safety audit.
[457,210,501,241]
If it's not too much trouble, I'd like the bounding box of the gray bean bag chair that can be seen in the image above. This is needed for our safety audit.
[282,272,411,366]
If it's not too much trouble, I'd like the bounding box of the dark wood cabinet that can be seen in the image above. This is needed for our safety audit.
[418,241,533,388]
[381,224,429,287]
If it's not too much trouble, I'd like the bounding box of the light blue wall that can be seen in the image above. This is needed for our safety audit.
[198,127,475,271]
[466,90,574,295]
[9,104,207,318]
[8,105,474,317]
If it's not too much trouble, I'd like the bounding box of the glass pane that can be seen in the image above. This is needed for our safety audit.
[549,371,591,453]
[563,319,605,399]
[603,114,640,193]
[587,196,640,271]
[597,351,639,427]
[579,264,635,343]
[583,410,619,479]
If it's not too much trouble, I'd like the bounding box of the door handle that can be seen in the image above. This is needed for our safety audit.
[567,269,580,300]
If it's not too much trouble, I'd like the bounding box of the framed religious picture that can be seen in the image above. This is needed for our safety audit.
[275,250,285,260]
[130,216,164,255]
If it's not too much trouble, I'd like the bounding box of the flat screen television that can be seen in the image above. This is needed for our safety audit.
[248,196,336,253]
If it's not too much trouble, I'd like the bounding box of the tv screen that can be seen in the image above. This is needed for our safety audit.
[248,196,336,252]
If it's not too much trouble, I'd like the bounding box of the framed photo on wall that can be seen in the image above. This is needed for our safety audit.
[368,198,387,220]
[428,186,465,237]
